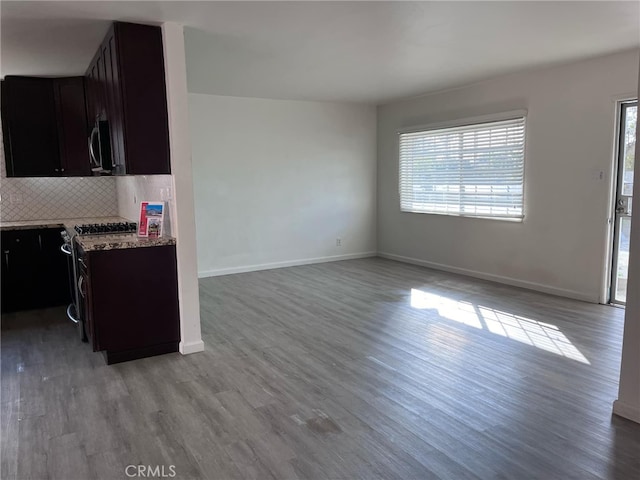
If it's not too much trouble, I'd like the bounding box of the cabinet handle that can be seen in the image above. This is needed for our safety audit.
[38,234,42,250]
[61,168,65,172]
[54,168,59,172]
[3,250,9,269]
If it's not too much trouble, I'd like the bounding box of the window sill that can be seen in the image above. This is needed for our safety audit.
[400,210,524,222]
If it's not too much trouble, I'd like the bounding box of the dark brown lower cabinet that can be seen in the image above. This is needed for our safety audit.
[1,227,71,313]
[77,244,180,364]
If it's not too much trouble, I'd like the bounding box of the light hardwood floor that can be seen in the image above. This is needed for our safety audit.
[2,258,640,479]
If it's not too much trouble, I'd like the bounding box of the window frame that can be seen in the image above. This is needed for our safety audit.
[398,110,527,222]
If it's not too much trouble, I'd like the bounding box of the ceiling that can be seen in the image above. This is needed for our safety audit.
[2,1,639,104]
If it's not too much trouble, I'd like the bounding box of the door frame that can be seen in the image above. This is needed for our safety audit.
[602,97,637,305]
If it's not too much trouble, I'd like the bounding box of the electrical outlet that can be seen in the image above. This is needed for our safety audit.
[161,187,173,201]
[9,193,23,204]
[336,238,342,247]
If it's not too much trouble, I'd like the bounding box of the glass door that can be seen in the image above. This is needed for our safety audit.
[611,101,636,305]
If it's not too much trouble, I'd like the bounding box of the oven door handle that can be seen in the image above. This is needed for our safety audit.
[66,304,80,324]
[78,276,86,298]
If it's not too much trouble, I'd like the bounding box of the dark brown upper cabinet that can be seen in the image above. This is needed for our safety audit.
[86,22,171,175]
[54,77,92,176]
[2,77,59,177]
[1,76,91,177]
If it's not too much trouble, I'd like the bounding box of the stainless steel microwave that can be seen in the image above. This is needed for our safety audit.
[88,117,112,174]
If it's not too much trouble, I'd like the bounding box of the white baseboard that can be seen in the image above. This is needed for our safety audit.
[179,339,205,355]
[613,399,640,424]
[198,251,377,278]
[377,252,596,303]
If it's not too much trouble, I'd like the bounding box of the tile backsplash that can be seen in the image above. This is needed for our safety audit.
[0,176,119,221]
[0,131,119,221]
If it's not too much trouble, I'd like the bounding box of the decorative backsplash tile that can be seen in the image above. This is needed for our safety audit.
[0,129,119,221]
[0,176,119,221]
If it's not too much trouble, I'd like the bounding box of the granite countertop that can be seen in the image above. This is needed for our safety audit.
[0,216,175,251]
[75,233,176,252]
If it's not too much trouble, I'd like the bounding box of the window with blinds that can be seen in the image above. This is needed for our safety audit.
[399,116,526,220]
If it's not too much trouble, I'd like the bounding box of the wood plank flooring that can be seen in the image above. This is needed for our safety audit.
[2,257,639,479]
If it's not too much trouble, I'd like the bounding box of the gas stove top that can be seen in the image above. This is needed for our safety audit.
[74,222,137,235]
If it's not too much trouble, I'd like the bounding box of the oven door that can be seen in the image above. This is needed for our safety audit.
[75,250,94,347]
[60,241,87,342]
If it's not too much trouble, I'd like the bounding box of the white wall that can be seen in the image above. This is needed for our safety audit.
[189,94,377,277]
[161,23,203,355]
[377,49,640,302]
[614,56,640,424]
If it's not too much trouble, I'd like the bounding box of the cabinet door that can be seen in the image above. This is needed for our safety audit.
[54,78,91,176]
[115,22,170,175]
[85,62,98,124]
[1,81,12,164]
[101,30,126,175]
[90,245,180,352]
[37,228,71,307]
[82,272,98,351]
[0,230,41,312]
[75,247,99,351]
[1,228,72,312]
[90,56,106,121]
[0,233,14,313]
[1,77,61,177]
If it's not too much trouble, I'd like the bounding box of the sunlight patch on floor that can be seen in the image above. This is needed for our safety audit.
[410,289,482,328]
[410,289,590,364]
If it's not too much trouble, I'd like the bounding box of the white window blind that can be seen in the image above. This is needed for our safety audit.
[399,116,525,220]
